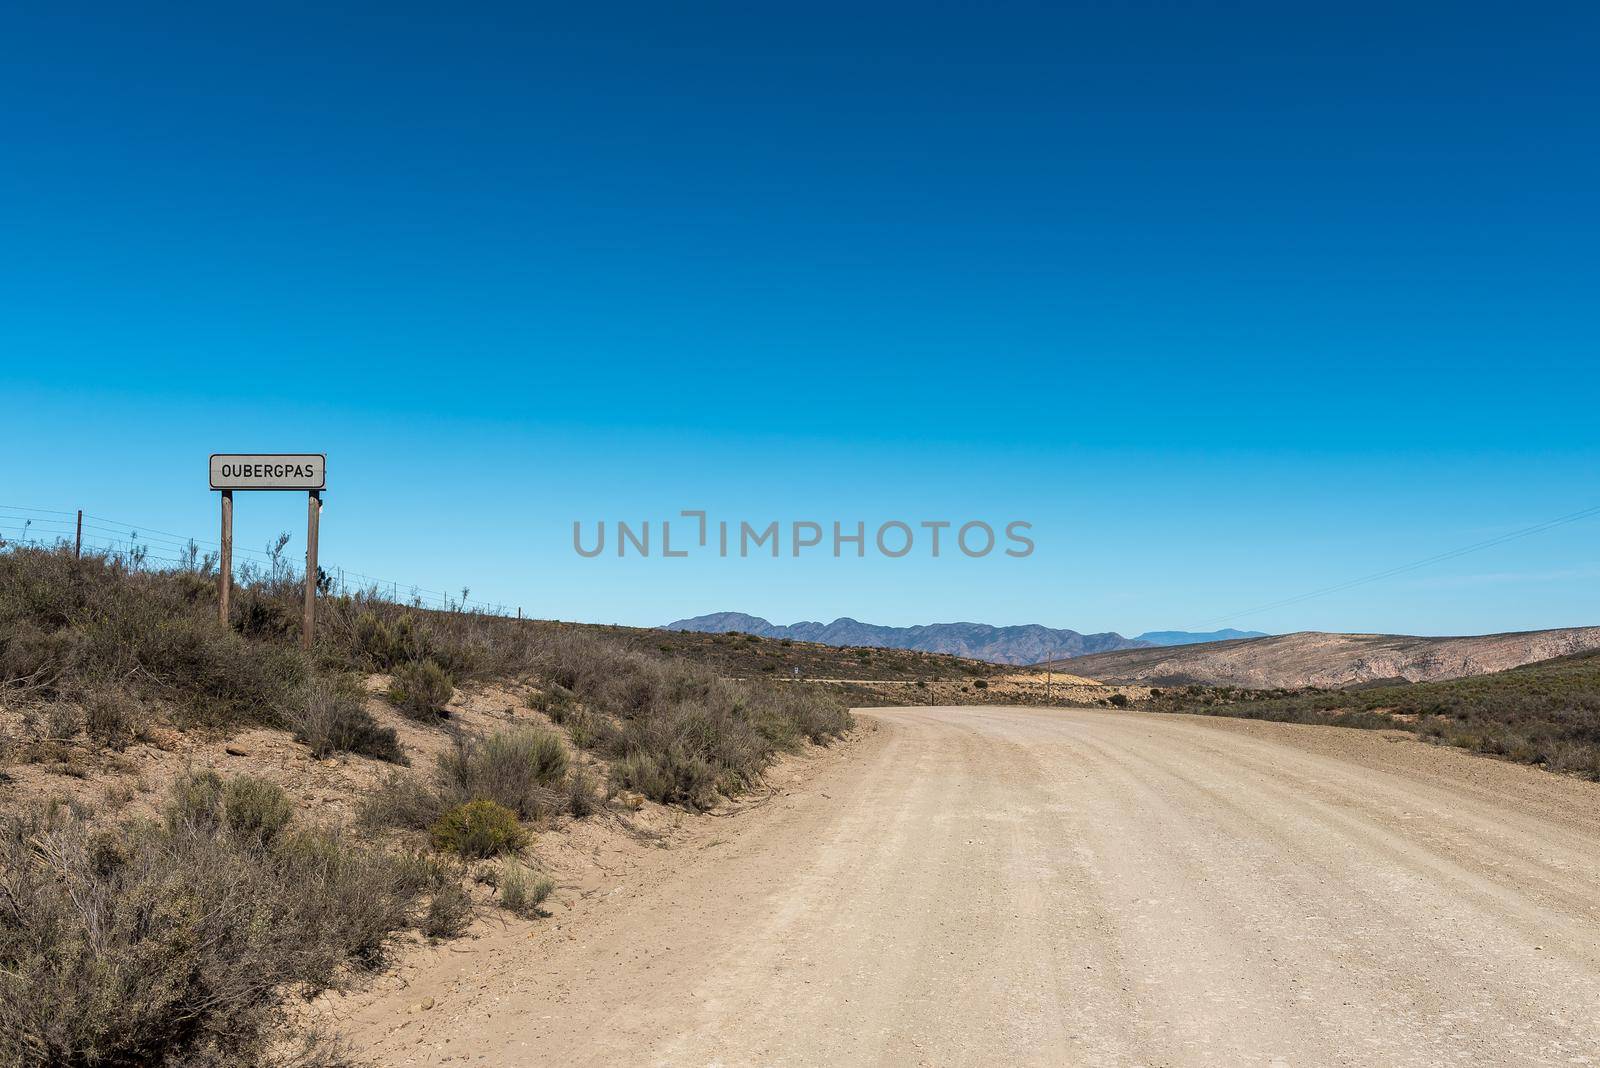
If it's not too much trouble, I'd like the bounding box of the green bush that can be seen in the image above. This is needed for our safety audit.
[388,659,454,719]
[353,610,439,670]
[429,800,525,858]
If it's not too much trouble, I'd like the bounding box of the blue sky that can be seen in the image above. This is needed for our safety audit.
[3,3,1597,636]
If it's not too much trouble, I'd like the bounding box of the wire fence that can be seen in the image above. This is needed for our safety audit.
[0,504,525,618]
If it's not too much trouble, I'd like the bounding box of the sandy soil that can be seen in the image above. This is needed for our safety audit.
[322,704,1600,1066]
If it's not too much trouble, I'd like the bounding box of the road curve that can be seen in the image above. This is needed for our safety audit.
[353,706,1600,1066]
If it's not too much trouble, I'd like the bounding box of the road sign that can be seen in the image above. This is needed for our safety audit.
[210,453,325,649]
[210,453,325,491]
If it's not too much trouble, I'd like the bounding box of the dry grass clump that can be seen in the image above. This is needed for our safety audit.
[164,769,297,852]
[434,729,568,819]
[497,861,555,918]
[0,780,445,1067]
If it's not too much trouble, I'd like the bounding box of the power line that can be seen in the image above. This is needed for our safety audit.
[1185,502,1600,630]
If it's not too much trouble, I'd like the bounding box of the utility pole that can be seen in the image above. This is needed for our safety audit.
[74,509,82,561]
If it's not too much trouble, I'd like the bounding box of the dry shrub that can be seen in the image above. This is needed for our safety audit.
[362,728,577,840]
[421,881,473,939]
[84,690,150,750]
[288,675,404,763]
[387,660,453,720]
[222,775,294,849]
[565,768,599,818]
[0,788,437,1066]
[0,546,306,731]
[529,633,851,807]
[360,771,449,832]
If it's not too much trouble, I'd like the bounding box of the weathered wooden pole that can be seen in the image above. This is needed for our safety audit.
[74,509,82,560]
[303,490,320,651]
[218,490,233,625]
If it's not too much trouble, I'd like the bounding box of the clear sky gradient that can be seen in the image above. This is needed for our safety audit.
[4,3,1596,636]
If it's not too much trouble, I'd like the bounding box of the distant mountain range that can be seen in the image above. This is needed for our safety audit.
[661,612,1266,665]
[1131,628,1265,647]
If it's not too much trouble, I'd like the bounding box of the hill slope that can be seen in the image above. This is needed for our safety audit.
[1056,627,1600,688]
[663,613,1148,665]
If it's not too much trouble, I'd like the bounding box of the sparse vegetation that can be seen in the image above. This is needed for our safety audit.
[0,545,305,731]
[527,632,852,806]
[1145,650,1600,779]
[0,541,859,1062]
[363,727,585,837]
[497,861,556,918]
[0,780,442,1067]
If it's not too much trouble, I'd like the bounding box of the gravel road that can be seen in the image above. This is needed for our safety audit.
[351,705,1600,1066]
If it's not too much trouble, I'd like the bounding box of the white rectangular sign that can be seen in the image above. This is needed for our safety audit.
[210,453,325,491]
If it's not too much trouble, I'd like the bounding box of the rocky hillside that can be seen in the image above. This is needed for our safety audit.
[663,613,1148,665]
[1054,627,1600,689]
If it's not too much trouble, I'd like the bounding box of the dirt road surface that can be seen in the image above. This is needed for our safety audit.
[341,706,1600,1066]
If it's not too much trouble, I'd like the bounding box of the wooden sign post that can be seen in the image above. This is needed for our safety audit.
[304,490,321,650]
[210,454,326,651]
[219,491,233,624]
